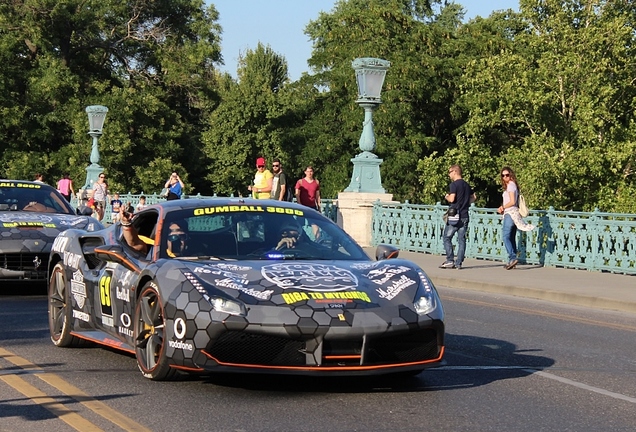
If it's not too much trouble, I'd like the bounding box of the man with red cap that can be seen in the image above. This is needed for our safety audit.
[247,157,273,199]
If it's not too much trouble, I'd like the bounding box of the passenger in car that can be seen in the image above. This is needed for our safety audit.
[119,208,189,259]
[119,209,151,255]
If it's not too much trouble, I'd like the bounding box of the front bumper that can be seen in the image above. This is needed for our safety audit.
[193,319,445,375]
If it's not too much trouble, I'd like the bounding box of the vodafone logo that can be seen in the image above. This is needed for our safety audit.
[173,318,186,339]
[168,318,193,351]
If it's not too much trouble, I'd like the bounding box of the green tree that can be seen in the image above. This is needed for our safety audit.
[455,0,636,211]
[0,0,222,193]
[303,0,471,201]
[201,43,294,195]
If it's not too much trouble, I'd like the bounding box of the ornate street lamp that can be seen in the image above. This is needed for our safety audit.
[344,57,390,193]
[82,105,108,191]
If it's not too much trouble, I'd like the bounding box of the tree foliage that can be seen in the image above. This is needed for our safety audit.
[201,43,295,196]
[0,0,222,194]
[454,0,636,211]
[0,0,634,213]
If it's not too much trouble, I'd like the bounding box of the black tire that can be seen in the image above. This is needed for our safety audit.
[48,262,83,347]
[134,282,176,380]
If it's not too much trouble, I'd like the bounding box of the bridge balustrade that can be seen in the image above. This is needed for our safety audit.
[372,202,636,275]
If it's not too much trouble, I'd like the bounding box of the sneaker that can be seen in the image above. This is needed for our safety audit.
[505,259,518,270]
[455,264,462,270]
[439,261,455,269]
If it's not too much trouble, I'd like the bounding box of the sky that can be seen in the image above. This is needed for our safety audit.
[211,1,519,81]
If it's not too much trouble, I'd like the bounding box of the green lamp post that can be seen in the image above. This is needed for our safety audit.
[82,105,108,191]
[344,57,390,193]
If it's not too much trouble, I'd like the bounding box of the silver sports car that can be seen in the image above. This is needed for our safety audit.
[48,198,444,380]
[0,179,102,283]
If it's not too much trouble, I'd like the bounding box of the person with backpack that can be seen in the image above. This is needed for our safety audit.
[271,158,293,201]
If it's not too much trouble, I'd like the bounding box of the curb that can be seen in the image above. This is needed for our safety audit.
[431,275,636,314]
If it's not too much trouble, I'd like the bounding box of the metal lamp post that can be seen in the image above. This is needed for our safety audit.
[82,105,108,191]
[344,57,390,193]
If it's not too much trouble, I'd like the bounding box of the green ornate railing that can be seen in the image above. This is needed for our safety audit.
[372,202,636,275]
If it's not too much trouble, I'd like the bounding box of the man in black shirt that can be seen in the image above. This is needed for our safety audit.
[440,165,476,270]
[271,158,292,201]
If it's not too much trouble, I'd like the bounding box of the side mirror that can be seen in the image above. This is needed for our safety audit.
[375,244,400,260]
[77,206,93,216]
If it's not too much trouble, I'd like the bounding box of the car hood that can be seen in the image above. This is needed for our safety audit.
[182,259,425,307]
[0,212,101,249]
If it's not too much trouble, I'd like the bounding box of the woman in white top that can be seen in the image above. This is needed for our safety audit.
[497,167,524,269]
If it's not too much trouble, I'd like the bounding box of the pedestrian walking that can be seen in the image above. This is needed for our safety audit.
[440,165,476,270]
[497,166,534,270]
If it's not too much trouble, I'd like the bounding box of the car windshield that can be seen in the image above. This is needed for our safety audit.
[159,205,369,261]
[0,182,74,214]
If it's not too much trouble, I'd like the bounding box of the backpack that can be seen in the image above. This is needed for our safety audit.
[281,173,294,202]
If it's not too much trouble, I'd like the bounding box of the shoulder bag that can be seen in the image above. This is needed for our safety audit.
[518,194,529,217]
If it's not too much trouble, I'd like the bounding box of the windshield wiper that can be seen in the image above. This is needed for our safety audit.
[179,256,229,261]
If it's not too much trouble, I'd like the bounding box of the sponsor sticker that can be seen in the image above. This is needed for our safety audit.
[98,270,114,327]
[262,263,358,292]
[52,236,69,253]
[281,290,371,305]
[0,182,42,188]
[375,275,417,300]
[116,286,130,302]
[365,265,412,285]
[169,318,193,351]
[73,310,90,322]
[63,251,81,269]
[71,270,87,308]
[193,205,304,216]
[2,221,56,228]
[118,313,133,337]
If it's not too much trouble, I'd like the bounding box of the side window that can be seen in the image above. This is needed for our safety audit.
[120,211,159,257]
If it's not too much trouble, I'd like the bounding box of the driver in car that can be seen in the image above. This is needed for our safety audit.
[273,223,325,255]
[275,224,302,250]
[165,221,189,257]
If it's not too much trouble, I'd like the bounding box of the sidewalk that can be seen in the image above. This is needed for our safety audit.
[364,248,636,313]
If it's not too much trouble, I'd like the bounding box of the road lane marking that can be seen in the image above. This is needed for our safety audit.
[437,365,636,404]
[0,374,103,431]
[0,347,151,432]
[443,295,636,332]
[529,370,636,404]
[37,373,152,432]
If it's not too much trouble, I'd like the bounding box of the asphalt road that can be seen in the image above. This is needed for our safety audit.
[1,287,636,432]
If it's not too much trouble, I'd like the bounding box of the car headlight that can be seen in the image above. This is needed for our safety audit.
[210,297,245,316]
[414,295,436,315]
[414,269,443,316]
[183,271,246,316]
